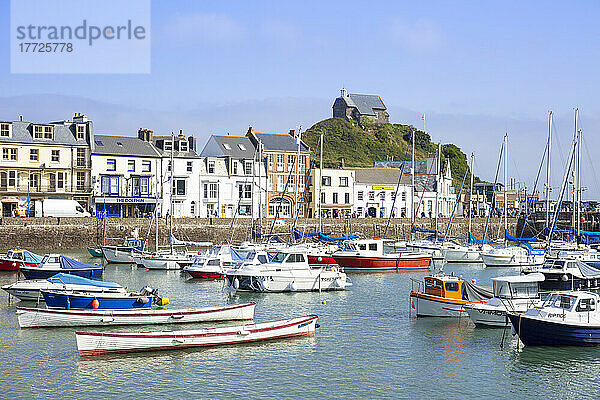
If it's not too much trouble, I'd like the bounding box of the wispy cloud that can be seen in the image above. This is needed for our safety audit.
[388,19,443,52]
[259,19,301,49]
[161,13,244,45]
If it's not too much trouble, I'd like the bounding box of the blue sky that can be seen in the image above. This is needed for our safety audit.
[1,1,600,196]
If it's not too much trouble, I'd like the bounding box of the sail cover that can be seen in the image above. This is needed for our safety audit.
[505,230,538,242]
[293,229,331,240]
[412,226,437,234]
[47,273,122,288]
[462,281,494,301]
[170,234,213,247]
[59,256,102,270]
[317,233,359,242]
[468,232,493,245]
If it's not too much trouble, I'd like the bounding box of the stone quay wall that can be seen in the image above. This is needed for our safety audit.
[0,217,517,251]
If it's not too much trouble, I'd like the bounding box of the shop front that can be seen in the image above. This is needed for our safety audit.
[94,197,156,218]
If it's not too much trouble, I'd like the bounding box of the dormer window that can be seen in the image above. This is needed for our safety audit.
[76,124,86,140]
[223,143,231,150]
[164,141,172,151]
[0,122,11,137]
[180,141,188,152]
[238,144,246,151]
[34,125,53,140]
[208,160,215,174]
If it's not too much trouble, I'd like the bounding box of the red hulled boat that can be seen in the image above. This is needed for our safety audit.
[0,250,42,271]
[332,239,431,272]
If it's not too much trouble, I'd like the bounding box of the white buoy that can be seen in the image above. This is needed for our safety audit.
[233,278,239,289]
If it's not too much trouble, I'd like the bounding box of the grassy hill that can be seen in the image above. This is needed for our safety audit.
[302,117,480,188]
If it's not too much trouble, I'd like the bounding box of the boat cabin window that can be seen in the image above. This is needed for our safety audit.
[257,254,268,264]
[510,282,538,298]
[368,243,378,251]
[272,253,287,263]
[42,255,60,264]
[566,262,576,270]
[6,250,13,258]
[12,252,23,260]
[285,254,305,263]
[576,298,595,312]
[424,277,443,295]
[245,251,256,260]
[445,282,459,292]
[544,294,576,311]
[207,259,220,266]
[543,260,564,270]
[358,244,367,251]
[343,243,356,251]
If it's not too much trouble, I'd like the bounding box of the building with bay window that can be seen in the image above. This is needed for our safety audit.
[91,132,160,217]
[199,134,266,218]
[246,127,311,219]
[0,113,93,217]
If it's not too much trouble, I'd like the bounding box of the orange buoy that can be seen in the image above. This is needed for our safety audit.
[91,299,99,309]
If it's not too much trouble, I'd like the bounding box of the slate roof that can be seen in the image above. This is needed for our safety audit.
[200,135,257,159]
[251,131,310,152]
[0,120,90,146]
[93,135,160,157]
[343,94,387,116]
[352,168,412,185]
[152,135,199,158]
[374,159,448,176]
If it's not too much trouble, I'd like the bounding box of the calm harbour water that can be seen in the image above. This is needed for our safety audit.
[1,251,600,399]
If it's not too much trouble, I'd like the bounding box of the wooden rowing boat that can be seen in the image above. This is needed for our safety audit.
[17,302,256,328]
[75,314,318,356]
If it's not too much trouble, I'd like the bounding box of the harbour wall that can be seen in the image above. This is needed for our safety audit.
[0,217,517,251]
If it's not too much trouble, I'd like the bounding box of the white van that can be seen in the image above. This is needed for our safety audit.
[34,199,91,218]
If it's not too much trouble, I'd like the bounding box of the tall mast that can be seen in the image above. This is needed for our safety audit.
[503,133,508,246]
[434,143,441,239]
[468,152,474,239]
[169,132,174,255]
[258,140,263,239]
[294,128,301,218]
[411,129,415,237]
[546,111,552,230]
[319,133,323,232]
[577,121,582,239]
[572,108,579,238]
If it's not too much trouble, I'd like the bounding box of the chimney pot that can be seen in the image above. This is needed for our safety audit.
[289,129,295,136]
[19,115,23,122]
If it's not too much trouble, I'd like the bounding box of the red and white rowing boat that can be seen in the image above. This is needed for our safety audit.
[332,239,431,272]
[76,315,319,356]
[17,302,256,328]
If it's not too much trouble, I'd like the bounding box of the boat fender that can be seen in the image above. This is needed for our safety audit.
[225,277,231,287]
[137,296,150,304]
[510,324,516,336]
[562,275,569,282]
[233,278,239,289]
[318,256,322,262]
[290,281,297,291]
[91,299,99,309]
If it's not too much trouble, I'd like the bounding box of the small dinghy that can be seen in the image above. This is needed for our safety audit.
[508,291,600,346]
[41,286,164,310]
[76,314,319,356]
[1,273,126,301]
[20,254,103,280]
[17,302,256,328]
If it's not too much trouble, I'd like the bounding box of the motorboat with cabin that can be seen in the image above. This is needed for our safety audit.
[225,250,351,292]
[20,254,103,280]
[508,291,600,346]
[523,258,600,291]
[2,273,126,301]
[332,239,431,272]
[464,273,545,327]
[183,245,244,279]
[0,249,42,271]
[409,274,493,317]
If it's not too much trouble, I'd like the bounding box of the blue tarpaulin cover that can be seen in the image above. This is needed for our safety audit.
[59,256,102,271]
[230,247,245,262]
[505,231,538,242]
[22,250,42,264]
[293,228,333,240]
[47,273,121,288]
[411,226,437,234]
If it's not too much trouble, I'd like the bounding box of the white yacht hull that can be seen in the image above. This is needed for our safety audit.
[443,248,482,263]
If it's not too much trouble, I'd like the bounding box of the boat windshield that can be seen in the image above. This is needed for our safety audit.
[271,253,287,263]
[12,251,23,260]
[543,294,576,311]
[542,260,564,270]
[245,251,256,260]
[41,255,60,265]
[257,254,268,264]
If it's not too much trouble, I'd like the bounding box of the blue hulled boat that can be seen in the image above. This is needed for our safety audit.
[508,291,600,346]
[20,254,103,280]
[41,287,163,310]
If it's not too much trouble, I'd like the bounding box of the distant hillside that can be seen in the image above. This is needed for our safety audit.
[302,117,481,188]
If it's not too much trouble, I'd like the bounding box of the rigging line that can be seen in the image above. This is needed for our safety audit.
[519,137,548,238]
[582,135,600,200]
[483,140,504,242]
[550,118,566,178]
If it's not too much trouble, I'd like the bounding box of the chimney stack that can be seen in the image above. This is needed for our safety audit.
[137,128,153,142]
[19,115,23,122]
[247,126,253,135]
[341,88,347,97]
[73,113,88,123]
[179,129,184,138]
[188,136,197,152]
[289,129,295,137]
